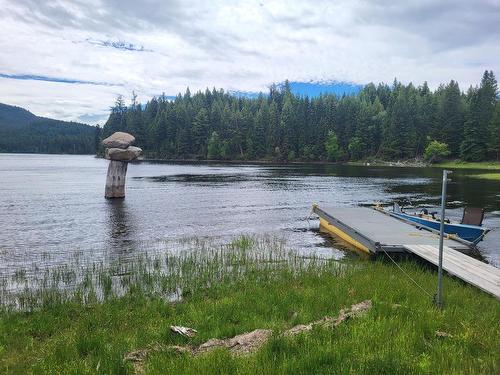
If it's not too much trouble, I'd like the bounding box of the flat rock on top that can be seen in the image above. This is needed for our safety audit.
[102,132,135,149]
[106,146,142,161]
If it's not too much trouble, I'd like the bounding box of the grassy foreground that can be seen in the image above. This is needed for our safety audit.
[0,237,499,374]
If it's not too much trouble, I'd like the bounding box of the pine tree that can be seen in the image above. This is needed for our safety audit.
[192,108,210,157]
[461,71,497,161]
[325,131,341,161]
[207,131,221,159]
[437,81,464,156]
[488,102,500,160]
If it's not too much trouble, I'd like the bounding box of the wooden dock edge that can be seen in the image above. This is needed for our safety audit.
[313,205,377,254]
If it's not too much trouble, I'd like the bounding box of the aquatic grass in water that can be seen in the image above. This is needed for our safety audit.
[0,235,333,311]
[0,236,499,374]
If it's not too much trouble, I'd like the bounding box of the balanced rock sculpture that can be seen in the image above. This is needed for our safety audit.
[102,132,142,198]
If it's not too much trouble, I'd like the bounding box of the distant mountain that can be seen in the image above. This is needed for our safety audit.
[0,103,38,129]
[0,103,99,154]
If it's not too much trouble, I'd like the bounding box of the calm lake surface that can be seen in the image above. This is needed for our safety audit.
[1,153,499,279]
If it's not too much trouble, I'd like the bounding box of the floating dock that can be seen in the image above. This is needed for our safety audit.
[313,205,500,298]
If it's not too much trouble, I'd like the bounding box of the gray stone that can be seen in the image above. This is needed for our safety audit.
[106,146,142,161]
[102,132,135,149]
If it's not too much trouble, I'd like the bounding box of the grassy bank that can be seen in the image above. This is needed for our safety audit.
[1,237,499,374]
[468,173,500,181]
[434,160,500,170]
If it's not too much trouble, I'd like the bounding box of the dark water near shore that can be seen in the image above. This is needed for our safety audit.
[1,154,499,278]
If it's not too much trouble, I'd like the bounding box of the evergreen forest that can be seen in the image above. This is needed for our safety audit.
[102,71,499,162]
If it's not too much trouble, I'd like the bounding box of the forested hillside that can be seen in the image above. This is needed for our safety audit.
[102,70,499,162]
[0,103,99,154]
[103,71,500,161]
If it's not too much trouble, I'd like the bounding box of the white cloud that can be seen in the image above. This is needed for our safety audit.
[0,0,498,124]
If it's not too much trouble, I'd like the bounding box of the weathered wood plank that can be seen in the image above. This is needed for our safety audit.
[408,245,500,285]
[410,246,498,292]
[409,245,496,280]
[404,244,500,299]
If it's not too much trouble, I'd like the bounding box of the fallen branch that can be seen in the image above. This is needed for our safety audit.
[124,300,372,374]
[283,299,372,336]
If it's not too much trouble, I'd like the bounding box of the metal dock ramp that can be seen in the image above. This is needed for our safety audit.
[404,245,500,298]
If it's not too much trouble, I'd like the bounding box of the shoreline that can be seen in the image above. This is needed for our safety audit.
[135,157,500,170]
[2,152,499,170]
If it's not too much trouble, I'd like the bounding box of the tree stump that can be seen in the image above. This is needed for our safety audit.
[102,132,141,199]
[105,160,128,198]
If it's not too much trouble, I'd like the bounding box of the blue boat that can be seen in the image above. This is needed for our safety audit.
[390,204,490,245]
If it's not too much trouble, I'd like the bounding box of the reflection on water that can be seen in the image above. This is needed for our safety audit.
[0,154,499,280]
[105,199,137,256]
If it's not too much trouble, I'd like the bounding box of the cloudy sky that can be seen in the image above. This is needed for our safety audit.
[0,0,499,124]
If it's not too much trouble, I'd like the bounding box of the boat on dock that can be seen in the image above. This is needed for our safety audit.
[311,204,500,298]
[389,204,490,245]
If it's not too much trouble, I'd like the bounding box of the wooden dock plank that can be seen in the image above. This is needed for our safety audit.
[404,245,500,299]
[408,246,497,289]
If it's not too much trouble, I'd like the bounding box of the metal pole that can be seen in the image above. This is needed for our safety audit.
[436,170,451,308]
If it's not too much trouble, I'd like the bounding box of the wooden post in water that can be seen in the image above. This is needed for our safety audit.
[105,160,128,198]
[102,132,142,199]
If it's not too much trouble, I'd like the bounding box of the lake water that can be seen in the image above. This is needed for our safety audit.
[1,153,499,280]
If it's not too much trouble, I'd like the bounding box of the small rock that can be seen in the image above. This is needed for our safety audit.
[435,330,453,338]
[170,325,197,338]
[102,132,135,148]
[106,146,142,161]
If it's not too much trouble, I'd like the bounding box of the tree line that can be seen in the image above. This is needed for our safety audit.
[102,71,499,162]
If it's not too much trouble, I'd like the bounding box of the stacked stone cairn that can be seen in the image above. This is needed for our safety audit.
[102,132,142,198]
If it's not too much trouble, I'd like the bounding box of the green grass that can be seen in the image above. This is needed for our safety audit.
[0,237,499,374]
[467,173,500,181]
[434,160,500,170]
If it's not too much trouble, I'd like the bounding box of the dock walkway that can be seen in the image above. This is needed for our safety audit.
[404,245,500,298]
[313,205,499,298]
